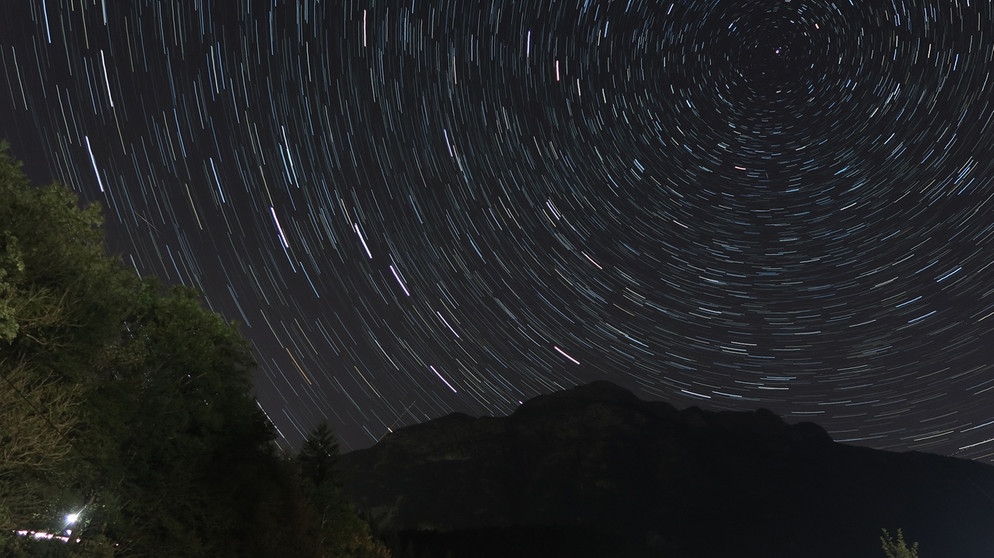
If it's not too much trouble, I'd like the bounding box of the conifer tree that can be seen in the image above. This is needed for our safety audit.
[881,528,919,558]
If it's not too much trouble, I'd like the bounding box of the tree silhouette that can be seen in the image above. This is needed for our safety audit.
[300,421,341,487]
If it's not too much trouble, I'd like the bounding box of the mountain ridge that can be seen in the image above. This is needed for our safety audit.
[339,380,994,558]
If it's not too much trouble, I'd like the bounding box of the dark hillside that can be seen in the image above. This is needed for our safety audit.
[341,381,994,558]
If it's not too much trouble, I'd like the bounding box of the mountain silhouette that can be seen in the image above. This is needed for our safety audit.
[339,381,994,557]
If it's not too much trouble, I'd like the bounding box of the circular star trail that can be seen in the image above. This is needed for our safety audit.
[3,0,994,460]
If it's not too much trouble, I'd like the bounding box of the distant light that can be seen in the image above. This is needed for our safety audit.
[66,512,80,524]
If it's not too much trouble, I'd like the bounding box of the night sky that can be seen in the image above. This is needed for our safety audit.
[3,0,994,461]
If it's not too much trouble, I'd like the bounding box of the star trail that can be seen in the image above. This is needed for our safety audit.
[3,0,994,461]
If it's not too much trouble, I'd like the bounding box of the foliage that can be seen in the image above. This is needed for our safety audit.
[72,282,277,557]
[0,142,132,368]
[0,141,134,533]
[881,528,919,558]
[0,360,78,529]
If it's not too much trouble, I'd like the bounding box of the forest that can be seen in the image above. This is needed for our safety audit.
[0,142,388,557]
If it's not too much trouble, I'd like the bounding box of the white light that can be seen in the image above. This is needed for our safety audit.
[65,512,80,524]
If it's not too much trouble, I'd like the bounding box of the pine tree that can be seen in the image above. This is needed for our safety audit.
[300,421,341,487]
[881,528,919,558]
